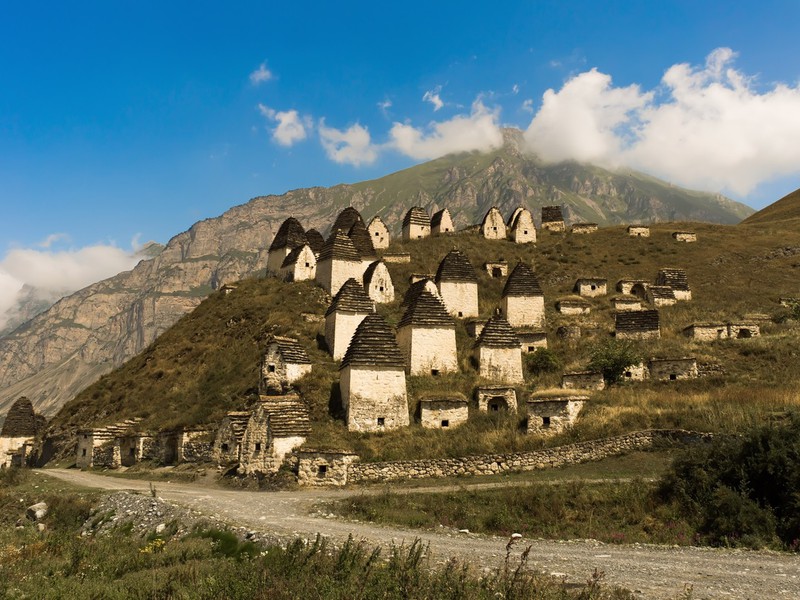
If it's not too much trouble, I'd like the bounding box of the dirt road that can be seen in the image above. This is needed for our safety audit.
[40,469,800,599]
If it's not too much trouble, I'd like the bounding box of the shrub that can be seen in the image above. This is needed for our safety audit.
[525,348,562,376]
[587,340,642,384]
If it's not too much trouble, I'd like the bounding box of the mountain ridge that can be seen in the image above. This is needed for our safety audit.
[0,137,754,419]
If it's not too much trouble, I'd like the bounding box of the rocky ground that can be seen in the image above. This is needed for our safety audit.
[42,469,800,599]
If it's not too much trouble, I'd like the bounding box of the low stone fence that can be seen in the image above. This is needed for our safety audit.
[343,430,712,485]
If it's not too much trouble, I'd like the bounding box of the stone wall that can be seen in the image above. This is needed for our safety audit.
[481,209,506,240]
[502,294,545,328]
[420,400,469,429]
[561,371,605,390]
[403,222,430,241]
[510,210,536,244]
[368,218,390,249]
[649,358,698,381]
[438,281,478,319]
[340,365,409,432]
[396,325,458,376]
[316,258,364,296]
[365,262,394,304]
[340,430,712,485]
[326,311,369,361]
[476,346,524,384]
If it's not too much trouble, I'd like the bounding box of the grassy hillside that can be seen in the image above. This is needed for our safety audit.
[48,221,800,461]
[741,187,800,226]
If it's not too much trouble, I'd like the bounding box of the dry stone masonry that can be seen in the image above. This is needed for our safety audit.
[480,206,507,240]
[501,262,545,328]
[508,207,536,244]
[325,278,375,361]
[474,317,524,384]
[396,290,458,376]
[541,206,565,232]
[402,206,431,241]
[436,249,479,319]
[431,208,454,235]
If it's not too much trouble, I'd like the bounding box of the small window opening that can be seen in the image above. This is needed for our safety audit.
[83,434,88,440]
[528,346,536,352]
[590,285,597,290]
[379,286,384,292]
[374,232,379,236]
[268,364,276,373]
[305,262,310,267]
[221,443,229,452]
[377,417,385,427]
[431,369,440,376]
[441,419,449,428]
[492,226,497,231]
[255,442,261,452]
[82,448,87,457]
[457,311,463,317]
[318,464,328,477]
[523,230,528,235]
[625,371,632,378]
[542,416,551,428]
[492,267,502,277]
[669,374,677,381]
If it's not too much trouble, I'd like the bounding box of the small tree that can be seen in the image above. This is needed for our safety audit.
[525,348,562,376]
[587,339,642,384]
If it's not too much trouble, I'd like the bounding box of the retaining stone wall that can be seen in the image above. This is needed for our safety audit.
[345,430,712,485]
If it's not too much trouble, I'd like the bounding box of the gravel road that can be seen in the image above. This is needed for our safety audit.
[40,469,800,599]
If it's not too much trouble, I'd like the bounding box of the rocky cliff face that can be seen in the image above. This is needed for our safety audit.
[0,135,753,418]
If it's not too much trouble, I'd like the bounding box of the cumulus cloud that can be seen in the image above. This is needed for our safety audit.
[377,99,392,116]
[258,104,309,146]
[0,240,145,332]
[525,48,800,195]
[388,100,505,160]
[249,62,273,85]
[423,87,444,111]
[318,120,379,166]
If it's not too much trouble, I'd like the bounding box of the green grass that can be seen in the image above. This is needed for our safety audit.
[0,470,633,599]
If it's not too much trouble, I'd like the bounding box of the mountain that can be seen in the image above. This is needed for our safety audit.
[0,131,753,419]
[740,188,800,226]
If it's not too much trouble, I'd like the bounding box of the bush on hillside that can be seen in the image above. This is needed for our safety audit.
[659,414,800,549]
[525,348,562,376]
[587,340,642,385]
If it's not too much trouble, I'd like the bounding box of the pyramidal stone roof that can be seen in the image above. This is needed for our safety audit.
[0,396,38,438]
[435,249,478,283]
[318,229,361,263]
[502,262,543,297]
[430,208,451,227]
[399,290,453,328]
[260,396,312,437]
[615,309,660,332]
[657,268,690,291]
[340,313,405,369]
[325,278,375,316]
[268,336,312,365]
[269,217,307,252]
[403,206,430,228]
[305,229,325,254]
[348,220,377,259]
[401,278,438,310]
[648,286,676,300]
[331,207,365,234]
[474,316,521,349]
[541,205,564,223]
[224,412,251,442]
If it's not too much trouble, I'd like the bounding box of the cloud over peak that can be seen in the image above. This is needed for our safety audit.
[524,47,800,195]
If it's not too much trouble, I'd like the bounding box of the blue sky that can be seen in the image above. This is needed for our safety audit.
[1,1,800,323]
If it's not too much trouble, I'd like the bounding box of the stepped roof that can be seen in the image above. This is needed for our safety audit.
[648,286,676,301]
[325,278,375,316]
[403,206,430,228]
[401,278,439,310]
[259,396,311,437]
[304,229,325,254]
[398,290,453,328]
[502,262,543,297]
[223,412,251,442]
[541,205,564,223]
[657,268,690,291]
[430,208,452,227]
[368,215,387,229]
[318,229,361,263]
[615,309,660,333]
[331,207,365,234]
[267,336,312,365]
[435,249,478,283]
[348,220,377,260]
[281,244,313,268]
[269,217,307,252]
[340,314,405,369]
[474,316,521,349]
[0,396,39,438]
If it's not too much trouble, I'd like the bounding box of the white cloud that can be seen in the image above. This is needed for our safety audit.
[0,240,146,332]
[512,84,520,95]
[521,99,534,113]
[377,99,392,116]
[318,120,378,166]
[249,62,273,85]
[388,99,505,160]
[39,233,69,248]
[423,87,444,111]
[525,48,800,195]
[258,104,308,146]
